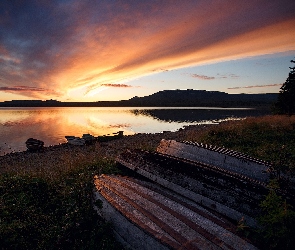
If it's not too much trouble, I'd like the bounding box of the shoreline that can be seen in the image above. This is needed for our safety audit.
[0,124,215,176]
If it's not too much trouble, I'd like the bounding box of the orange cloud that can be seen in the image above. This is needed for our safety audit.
[0,1,294,101]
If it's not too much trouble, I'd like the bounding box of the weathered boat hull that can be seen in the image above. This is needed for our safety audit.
[116,149,268,227]
[94,174,258,250]
[157,139,270,183]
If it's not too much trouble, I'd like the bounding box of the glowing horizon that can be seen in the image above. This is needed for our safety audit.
[0,0,295,102]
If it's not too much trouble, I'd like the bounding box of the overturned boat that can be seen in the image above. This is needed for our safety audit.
[93,140,270,249]
[94,174,258,250]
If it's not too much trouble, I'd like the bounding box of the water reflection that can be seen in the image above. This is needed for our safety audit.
[0,107,269,155]
[132,108,269,123]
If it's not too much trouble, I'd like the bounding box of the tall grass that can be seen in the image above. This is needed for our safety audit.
[197,115,295,171]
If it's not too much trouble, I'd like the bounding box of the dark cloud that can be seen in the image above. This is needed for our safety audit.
[0,86,48,92]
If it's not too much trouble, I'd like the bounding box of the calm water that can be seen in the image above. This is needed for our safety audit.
[0,107,269,155]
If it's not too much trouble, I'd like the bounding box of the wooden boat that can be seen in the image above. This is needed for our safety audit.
[93,140,273,249]
[65,131,124,145]
[94,174,258,250]
[65,136,85,146]
[116,149,268,228]
[157,139,271,183]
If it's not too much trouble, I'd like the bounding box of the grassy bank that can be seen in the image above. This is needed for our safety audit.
[0,158,124,250]
[1,115,295,249]
[198,115,295,175]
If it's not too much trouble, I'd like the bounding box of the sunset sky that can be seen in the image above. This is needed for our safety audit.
[0,0,295,102]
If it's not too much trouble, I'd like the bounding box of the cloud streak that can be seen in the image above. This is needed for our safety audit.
[0,86,48,92]
[0,0,294,100]
[101,84,132,88]
[191,74,215,80]
[190,73,239,80]
[228,84,283,90]
[0,85,60,97]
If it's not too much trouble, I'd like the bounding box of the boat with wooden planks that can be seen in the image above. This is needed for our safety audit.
[116,149,268,228]
[94,174,258,250]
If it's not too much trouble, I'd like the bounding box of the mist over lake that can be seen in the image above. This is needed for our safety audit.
[0,107,270,155]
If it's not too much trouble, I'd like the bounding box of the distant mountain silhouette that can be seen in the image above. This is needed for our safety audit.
[124,89,278,107]
[0,89,278,107]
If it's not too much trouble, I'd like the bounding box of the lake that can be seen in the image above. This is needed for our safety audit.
[0,107,270,155]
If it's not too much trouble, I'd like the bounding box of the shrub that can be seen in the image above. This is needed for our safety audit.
[258,181,295,249]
